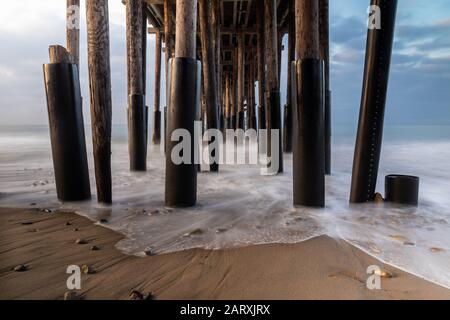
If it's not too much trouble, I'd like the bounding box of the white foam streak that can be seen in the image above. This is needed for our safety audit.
[0,133,449,289]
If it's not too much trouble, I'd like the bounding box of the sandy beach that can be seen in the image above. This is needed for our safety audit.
[1,207,449,300]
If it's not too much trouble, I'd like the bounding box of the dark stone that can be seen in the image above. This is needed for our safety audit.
[14,265,28,272]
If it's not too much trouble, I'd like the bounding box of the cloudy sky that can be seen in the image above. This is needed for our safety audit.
[0,0,449,128]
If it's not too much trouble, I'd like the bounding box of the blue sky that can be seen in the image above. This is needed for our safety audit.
[0,0,449,127]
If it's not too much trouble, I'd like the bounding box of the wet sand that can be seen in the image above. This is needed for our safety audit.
[1,207,449,300]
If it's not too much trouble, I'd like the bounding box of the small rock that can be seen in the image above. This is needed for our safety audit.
[30,203,37,206]
[99,219,108,224]
[144,250,155,256]
[143,292,155,300]
[81,265,95,274]
[390,234,413,245]
[183,228,203,237]
[430,247,446,253]
[13,265,28,272]
[42,209,52,213]
[374,269,394,278]
[129,290,144,300]
[216,228,227,234]
[64,291,82,300]
[374,193,384,205]
[90,245,100,251]
[73,228,79,232]
[76,239,88,245]
[65,222,72,226]
[21,221,34,225]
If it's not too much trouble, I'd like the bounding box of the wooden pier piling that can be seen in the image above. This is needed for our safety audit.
[66,0,80,66]
[293,0,325,207]
[283,3,295,153]
[152,31,162,145]
[165,0,199,207]
[199,0,220,171]
[237,32,245,130]
[86,0,113,204]
[126,0,147,171]
[264,0,283,173]
[319,0,331,175]
[256,1,266,131]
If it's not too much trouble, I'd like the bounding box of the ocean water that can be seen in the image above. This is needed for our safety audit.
[0,124,449,289]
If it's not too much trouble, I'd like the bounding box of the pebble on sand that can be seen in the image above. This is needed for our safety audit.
[390,235,415,246]
[81,265,95,275]
[65,222,72,226]
[129,290,154,300]
[13,265,28,272]
[90,245,100,251]
[374,269,395,278]
[183,228,203,237]
[21,221,34,225]
[64,291,82,300]
[430,247,446,253]
[76,239,88,245]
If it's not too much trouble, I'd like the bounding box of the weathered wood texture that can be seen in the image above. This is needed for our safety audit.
[126,0,144,95]
[175,0,197,59]
[248,53,256,125]
[287,4,295,103]
[142,3,147,95]
[154,31,162,111]
[237,32,245,114]
[49,45,72,64]
[225,72,231,119]
[211,0,222,114]
[66,0,80,66]
[164,0,174,78]
[86,0,113,204]
[256,1,266,129]
[277,31,283,88]
[295,0,320,59]
[319,0,330,90]
[232,48,238,119]
[264,0,279,91]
